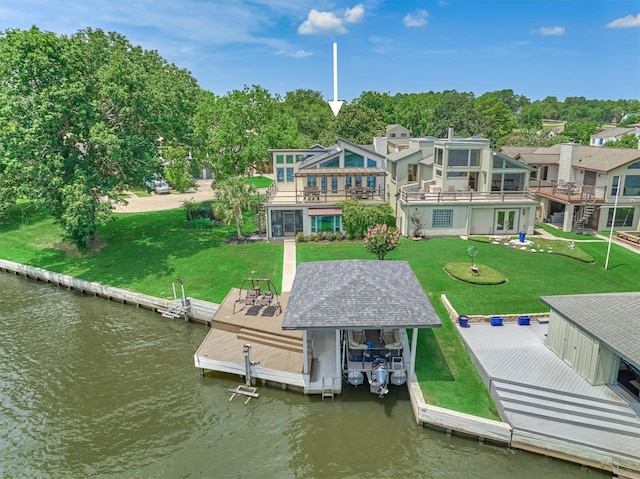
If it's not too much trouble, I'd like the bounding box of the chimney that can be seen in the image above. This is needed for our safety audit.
[448,125,454,140]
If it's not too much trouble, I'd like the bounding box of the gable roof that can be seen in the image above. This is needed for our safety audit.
[500,144,640,172]
[281,260,441,330]
[540,292,640,369]
[590,127,636,140]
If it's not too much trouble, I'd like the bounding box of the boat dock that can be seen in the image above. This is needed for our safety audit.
[193,288,342,395]
[457,320,640,476]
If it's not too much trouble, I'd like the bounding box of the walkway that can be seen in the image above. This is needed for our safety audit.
[282,239,296,293]
[458,321,640,470]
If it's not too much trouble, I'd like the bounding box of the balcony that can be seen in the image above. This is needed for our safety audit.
[528,181,607,204]
[265,184,386,206]
[400,184,536,205]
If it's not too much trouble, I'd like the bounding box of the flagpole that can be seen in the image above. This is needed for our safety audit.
[604,176,621,270]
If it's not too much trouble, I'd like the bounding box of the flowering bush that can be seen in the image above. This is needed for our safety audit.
[364,224,400,260]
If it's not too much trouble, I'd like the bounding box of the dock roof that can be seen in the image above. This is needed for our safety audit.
[281,260,441,330]
[540,292,640,368]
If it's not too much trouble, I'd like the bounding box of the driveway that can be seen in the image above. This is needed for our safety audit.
[114,180,216,213]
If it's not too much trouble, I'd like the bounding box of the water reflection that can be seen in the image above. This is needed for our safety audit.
[0,273,606,478]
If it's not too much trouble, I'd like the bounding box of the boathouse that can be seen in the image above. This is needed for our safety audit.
[541,292,640,399]
[194,260,441,396]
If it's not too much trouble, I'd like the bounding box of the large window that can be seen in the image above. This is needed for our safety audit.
[607,207,634,227]
[492,173,524,191]
[286,155,294,164]
[286,167,294,182]
[448,149,480,167]
[623,175,640,196]
[331,177,338,193]
[276,168,284,182]
[320,158,339,168]
[432,209,453,227]
[276,155,284,164]
[344,150,364,167]
[367,176,376,188]
[307,177,317,188]
[311,215,342,233]
[367,158,377,167]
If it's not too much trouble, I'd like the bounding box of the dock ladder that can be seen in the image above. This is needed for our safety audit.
[321,376,334,400]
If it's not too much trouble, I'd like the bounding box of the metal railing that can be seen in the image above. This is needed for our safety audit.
[265,186,386,204]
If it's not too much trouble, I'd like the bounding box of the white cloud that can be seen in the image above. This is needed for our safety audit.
[298,4,365,35]
[344,4,365,24]
[298,9,347,35]
[403,9,428,28]
[533,26,565,36]
[276,49,313,58]
[607,13,640,28]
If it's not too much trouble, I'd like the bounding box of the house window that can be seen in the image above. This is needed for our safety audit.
[276,155,284,164]
[432,209,453,227]
[307,177,317,188]
[367,176,376,188]
[435,149,443,166]
[311,216,341,233]
[367,158,377,167]
[623,175,640,196]
[629,161,640,169]
[355,176,363,187]
[286,167,294,182]
[389,133,396,138]
[344,150,364,167]
[321,158,339,168]
[401,132,407,138]
[408,164,418,182]
[321,177,327,192]
[390,162,397,181]
[612,176,620,196]
[286,155,294,164]
[448,149,481,167]
[345,177,352,189]
[435,168,442,178]
[276,168,284,182]
[607,207,634,227]
[331,177,338,193]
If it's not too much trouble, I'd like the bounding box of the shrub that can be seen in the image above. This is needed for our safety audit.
[308,233,317,242]
[364,224,401,260]
[316,231,324,241]
[325,231,336,241]
[296,232,306,243]
[335,231,344,241]
[184,218,216,230]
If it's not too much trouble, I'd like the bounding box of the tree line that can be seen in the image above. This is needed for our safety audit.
[1,27,638,248]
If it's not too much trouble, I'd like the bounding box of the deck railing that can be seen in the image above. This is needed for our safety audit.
[400,187,533,204]
[528,181,607,202]
[265,186,386,204]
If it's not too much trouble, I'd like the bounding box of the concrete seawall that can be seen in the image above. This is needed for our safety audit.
[0,259,218,324]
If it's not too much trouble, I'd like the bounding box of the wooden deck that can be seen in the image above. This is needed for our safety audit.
[194,289,343,394]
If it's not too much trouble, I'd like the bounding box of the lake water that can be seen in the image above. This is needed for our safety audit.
[0,272,606,478]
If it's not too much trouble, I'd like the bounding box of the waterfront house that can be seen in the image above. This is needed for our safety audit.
[501,143,640,233]
[382,127,538,237]
[265,139,387,238]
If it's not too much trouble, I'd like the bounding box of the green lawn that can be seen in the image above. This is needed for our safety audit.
[3,204,639,419]
[0,204,282,302]
[245,175,273,189]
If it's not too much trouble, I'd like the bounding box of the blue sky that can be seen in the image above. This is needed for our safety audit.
[1,1,639,102]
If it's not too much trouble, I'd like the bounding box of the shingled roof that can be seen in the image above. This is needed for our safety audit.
[540,292,640,369]
[281,260,441,330]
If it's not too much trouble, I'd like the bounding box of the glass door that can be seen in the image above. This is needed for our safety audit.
[495,210,517,234]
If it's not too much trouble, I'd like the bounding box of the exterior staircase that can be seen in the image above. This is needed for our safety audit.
[573,201,596,233]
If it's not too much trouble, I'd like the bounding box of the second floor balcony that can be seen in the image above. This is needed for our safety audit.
[528,180,607,204]
[400,184,537,205]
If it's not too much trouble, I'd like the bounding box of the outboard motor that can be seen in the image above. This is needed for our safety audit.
[370,358,389,398]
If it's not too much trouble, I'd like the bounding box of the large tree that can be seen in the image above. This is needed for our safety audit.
[195,85,296,178]
[0,27,200,248]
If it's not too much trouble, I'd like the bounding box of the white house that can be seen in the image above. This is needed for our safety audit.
[502,143,640,232]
